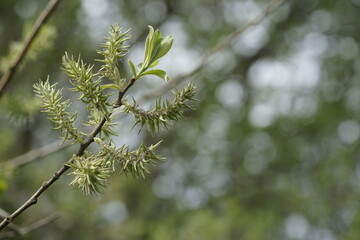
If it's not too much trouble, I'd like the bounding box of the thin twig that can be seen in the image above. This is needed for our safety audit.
[6,139,69,168]
[0,79,136,231]
[0,0,63,98]
[0,213,59,239]
[3,0,286,169]
[18,213,59,235]
[0,209,22,236]
[139,0,287,103]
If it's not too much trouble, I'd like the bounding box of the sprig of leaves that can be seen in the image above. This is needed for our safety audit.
[33,79,83,144]
[97,25,130,91]
[33,24,196,195]
[128,25,173,81]
[68,152,113,195]
[69,138,165,194]
[61,53,110,117]
[123,83,198,134]
[85,109,118,138]
[95,138,165,178]
[119,141,165,178]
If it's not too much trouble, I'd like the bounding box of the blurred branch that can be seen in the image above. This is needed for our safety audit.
[6,139,70,168]
[0,213,59,239]
[139,0,287,103]
[2,0,286,169]
[0,209,22,236]
[0,0,63,98]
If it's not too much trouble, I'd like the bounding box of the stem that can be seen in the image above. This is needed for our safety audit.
[20,213,59,235]
[7,139,68,168]
[0,213,58,239]
[77,77,136,153]
[115,78,136,107]
[0,165,68,231]
[0,78,136,231]
[0,0,63,98]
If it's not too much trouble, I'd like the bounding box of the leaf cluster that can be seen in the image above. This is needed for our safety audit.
[123,83,198,134]
[96,138,165,178]
[34,79,83,143]
[34,25,197,195]
[97,25,130,88]
[69,139,164,195]
[62,53,110,117]
[68,152,113,195]
[128,25,173,81]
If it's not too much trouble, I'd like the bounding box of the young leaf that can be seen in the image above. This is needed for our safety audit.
[148,59,160,68]
[149,30,163,63]
[143,25,155,66]
[140,69,169,81]
[128,59,137,78]
[151,35,174,63]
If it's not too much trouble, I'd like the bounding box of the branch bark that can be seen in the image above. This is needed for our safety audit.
[0,0,63,98]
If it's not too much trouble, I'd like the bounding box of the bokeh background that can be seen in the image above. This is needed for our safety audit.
[1,0,360,239]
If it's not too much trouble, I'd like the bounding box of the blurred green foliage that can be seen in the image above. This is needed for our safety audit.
[1,0,360,239]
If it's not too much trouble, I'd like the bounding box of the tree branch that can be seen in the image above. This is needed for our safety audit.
[0,209,22,236]
[0,0,63,98]
[0,213,59,239]
[0,78,136,231]
[2,0,286,168]
[5,139,69,169]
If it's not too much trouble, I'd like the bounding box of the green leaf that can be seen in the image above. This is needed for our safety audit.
[148,59,160,68]
[143,25,155,66]
[150,30,163,62]
[128,59,137,77]
[151,35,173,63]
[140,69,169,81]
